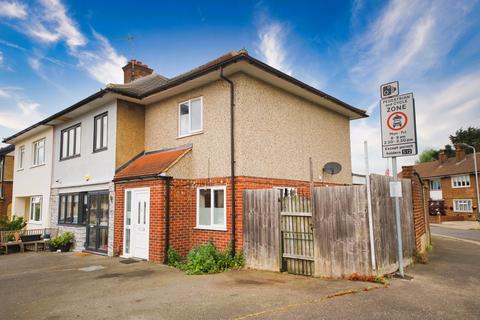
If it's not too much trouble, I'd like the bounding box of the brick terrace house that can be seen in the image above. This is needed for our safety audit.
[413,145,480,222]
[0,145,14,220]
[111,50,367,262]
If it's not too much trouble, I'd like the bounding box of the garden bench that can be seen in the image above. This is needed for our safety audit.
[0,228,58,255]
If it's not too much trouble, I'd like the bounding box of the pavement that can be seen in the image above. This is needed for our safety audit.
[0,236,479,319]
[431,221,480,230]
[431,224,480,243]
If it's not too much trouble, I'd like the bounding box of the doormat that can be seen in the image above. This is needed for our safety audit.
[79,265,106,272]
[120,258,141,264]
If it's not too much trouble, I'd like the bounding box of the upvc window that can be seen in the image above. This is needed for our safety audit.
[58,192,87,225]
[61,124,81,160]
[275,187,297,198]
[429,179,441,190]
[451,175,470,188]
[18,145,25,169]
[30,196,42,222]
[453,199,472,213]
[32,138,45,166]
[179,97,203,137]
[93,112,108,152]
[197,186,226,230]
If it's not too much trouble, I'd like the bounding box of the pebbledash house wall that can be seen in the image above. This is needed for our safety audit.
[115,72,352,262]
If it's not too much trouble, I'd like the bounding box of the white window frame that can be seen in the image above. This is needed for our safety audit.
[29,196,42,222]
[453,199,473,213]
[196,186,226,231]
[451,175,470,188]
[178,96,203,138]
[32,138,45,167]
[429,179,441,191]
[18,145,25,170]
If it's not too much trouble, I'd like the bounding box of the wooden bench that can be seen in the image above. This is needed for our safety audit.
[0,228,58,255]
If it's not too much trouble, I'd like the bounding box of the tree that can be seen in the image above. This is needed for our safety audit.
[449,127,480,154]
[416,148,439,163]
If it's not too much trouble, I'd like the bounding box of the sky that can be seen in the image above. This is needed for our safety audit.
[0,0,479,175]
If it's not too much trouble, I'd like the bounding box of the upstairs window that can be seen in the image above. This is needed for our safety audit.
[452,175,470,188]
[94,112,108,152]
[429,179,441,191]
[61,124,81,160]
[32,138,45,166]
[179,97,203,137]
[18,145,25,169]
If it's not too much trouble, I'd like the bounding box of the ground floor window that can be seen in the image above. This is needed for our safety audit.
[453,199,473,213]
[275,187,297,197]
[30,196,42,222]
[58,192,87,225]
[197,186,226,230]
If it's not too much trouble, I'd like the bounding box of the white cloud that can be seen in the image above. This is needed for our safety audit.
[0,50,3,65]
[347,0,480,174]
[72,30,127,84]
[0,0,27,19]
[0,101,43,130]
[258,21,292,75]
[27,56,41,71]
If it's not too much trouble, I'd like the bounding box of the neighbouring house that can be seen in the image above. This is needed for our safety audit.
[6,127,53,229]
[0,145,14,220]
[413,145,480,222]
[2,49,367,260]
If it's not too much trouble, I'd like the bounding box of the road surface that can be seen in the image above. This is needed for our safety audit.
[431,225,480,243]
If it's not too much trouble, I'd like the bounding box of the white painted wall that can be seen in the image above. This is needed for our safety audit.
[52,101,117,189]
[12,127,53,229]
[430,190,443,200]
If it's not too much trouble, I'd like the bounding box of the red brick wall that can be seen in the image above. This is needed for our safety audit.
[401,166,428,252]
[0,182,13,219]
[439,175,478,221]
[114,179,167,262]
[114,175,331,263]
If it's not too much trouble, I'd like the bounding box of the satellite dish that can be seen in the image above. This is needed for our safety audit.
[323,162,342,175]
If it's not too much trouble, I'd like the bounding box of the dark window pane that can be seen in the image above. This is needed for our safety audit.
[72,194,79,224]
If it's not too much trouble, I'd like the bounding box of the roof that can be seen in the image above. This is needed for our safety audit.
[114,146,191,181]
[414,152,480,178]
[0,145,14,155]
[4,49,367,143]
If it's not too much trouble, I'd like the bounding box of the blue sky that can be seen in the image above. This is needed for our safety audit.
[0,0,479,174]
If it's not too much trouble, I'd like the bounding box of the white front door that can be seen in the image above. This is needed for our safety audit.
[125,188,150,260]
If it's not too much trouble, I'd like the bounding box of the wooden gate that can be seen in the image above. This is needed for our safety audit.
[280,195,314,276]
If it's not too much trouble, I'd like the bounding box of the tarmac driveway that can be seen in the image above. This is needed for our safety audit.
[0,236,479,320]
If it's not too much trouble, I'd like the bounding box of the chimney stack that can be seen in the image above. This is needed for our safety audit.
[122,60,153,84]
[439,150,447,164]
[455,144,466,162]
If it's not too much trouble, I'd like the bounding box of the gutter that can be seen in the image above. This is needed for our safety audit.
[220,68,236,257]
[164,176,172,264]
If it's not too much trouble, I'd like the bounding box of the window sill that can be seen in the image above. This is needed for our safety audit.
[28,221,42,225]
[194,226,227,232]
[60,154,81,162]
[58,223,86,227]
[93,148,108,154]
[30,163,46,169]
[177,131,204,139]
[17,168,24,172]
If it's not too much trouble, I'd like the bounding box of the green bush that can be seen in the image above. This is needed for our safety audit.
[169,241,244,275]
[0,216,26,231]
[50,232,74,247]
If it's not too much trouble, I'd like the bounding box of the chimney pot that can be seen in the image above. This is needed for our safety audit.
[455,144,466,162]
[122,59,153,84]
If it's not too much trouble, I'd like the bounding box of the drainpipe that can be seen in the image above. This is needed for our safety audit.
[220,68,236,256]
[163,176,172,264]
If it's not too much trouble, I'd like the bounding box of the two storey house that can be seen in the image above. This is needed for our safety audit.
[414,145,480,221]
[4,50,367,260]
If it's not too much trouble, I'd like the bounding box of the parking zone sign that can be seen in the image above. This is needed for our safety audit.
[380,92,417,158]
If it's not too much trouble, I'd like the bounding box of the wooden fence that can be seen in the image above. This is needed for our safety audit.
[243,174,415,278]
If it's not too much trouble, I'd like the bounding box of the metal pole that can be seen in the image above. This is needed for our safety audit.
[461,144,480,221]
[364,141,376,271]
[392,157,404,277]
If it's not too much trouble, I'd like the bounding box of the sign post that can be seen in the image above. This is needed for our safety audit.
[380,82,417,278]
